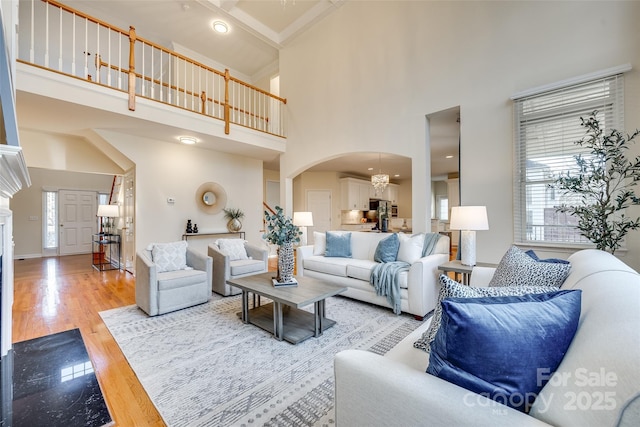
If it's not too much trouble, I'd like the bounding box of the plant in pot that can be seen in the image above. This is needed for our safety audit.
[223,208,244,232]
[263,206,301,283]
[554,111,640,254]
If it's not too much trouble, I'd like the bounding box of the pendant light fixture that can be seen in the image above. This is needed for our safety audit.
[371,153,389,195]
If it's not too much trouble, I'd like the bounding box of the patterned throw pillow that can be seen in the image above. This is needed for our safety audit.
[151,241,188,273]
[217,239,248,261]
[489,246,571,288]
[413,274,559,353]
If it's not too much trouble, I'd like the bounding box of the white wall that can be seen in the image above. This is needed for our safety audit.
[100,130,265,255]
[279,1,640,269]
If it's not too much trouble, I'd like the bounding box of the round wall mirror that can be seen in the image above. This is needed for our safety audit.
[195,182,227,214]
[203,191,216,206]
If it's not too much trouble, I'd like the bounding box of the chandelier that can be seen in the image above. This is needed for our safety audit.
[371,153,389,195]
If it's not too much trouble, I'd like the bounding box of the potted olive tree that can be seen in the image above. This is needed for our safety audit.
[555,111,640,254]
[263,206,301,284]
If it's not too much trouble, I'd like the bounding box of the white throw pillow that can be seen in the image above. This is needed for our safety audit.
[313,232,326,255]
[217,239,248,261]
[397,233,425,264]
[151,241,188,273]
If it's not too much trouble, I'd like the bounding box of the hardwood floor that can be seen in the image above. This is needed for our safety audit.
[12,255,165,426]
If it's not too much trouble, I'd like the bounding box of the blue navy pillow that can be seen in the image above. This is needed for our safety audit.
[325,231,352,258]
[525,249,570,264]
[374,233,399,263]
[427,289,581,413]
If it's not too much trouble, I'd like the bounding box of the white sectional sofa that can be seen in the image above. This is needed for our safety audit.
[334,249,640,427]
[296,231,450,319]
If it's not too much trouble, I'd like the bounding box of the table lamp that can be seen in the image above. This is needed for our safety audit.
[97,204,119,235]
[449,206,489,266]
[293,212,314,246]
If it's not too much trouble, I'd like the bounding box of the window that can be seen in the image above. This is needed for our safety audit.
[513,72,625,246]
[43,191,57,249]
[437,196,449,221]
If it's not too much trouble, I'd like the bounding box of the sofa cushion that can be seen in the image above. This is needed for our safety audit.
[326,231,352,257]
[303,255,349,277]
[313,231,327,255]
[157,268,207,291]
[346,259,378,281]
[229,259,265,276]
[374,233,400,263]
[414,275,560,353]
[397,233,425,264]
[427,289,581,413]
[489,246,571,288]
[150,241,188,273]
[217,239,248,261]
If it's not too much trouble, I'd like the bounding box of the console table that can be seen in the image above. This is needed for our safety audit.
[182,231,246,241]
[92,233,121,271]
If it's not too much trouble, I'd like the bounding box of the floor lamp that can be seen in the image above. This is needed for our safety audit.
[449,206,489,266]
[293,212,313,246]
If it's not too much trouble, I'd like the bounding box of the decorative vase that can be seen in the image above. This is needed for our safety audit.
[277,242,295,283]
[227,218,242,232]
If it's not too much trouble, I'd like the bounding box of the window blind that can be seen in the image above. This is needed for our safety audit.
[513,74,625,245]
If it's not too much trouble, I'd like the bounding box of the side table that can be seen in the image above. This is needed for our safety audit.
[438,260,497,285]
[92,233,121,271]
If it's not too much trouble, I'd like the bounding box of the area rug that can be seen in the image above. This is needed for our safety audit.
[99,295,424,427]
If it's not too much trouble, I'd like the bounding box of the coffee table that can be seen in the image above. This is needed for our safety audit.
[227,272,347,344]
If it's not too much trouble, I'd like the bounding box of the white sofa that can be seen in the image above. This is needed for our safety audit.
[296,231,450,319]
[334,249,640,426]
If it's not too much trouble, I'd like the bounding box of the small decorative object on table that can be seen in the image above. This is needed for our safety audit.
[193,224,198,233]
[263,206,301,285]
[186,219,193,234]
[223,207,244,232]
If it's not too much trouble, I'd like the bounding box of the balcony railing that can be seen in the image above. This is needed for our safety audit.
[17,0,286,138]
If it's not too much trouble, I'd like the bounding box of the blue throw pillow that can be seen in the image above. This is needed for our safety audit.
[374,233,399,263]
[427,289,581,413]
[325,231,352,257]
[525,249,570,264]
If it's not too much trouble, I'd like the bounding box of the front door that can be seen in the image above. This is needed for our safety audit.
[59,190,96,255]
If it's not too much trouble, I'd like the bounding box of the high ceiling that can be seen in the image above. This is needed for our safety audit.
[50,0,459,179]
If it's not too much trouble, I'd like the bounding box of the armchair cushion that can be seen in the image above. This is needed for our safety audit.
[158,269,208,291]
[149,241,188,273]
[217,239,249,261]
[229,259,266,276]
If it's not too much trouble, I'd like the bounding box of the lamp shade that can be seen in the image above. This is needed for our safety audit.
[449,206,489,231]
[97,204,119,218]
[293,212,314,227]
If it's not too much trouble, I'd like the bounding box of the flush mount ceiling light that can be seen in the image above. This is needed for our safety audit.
[179,136,197,145]
[212,21,228,34]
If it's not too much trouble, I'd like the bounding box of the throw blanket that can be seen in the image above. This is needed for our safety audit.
[370,233,443,315]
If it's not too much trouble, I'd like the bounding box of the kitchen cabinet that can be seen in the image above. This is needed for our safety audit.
[340,178,372,210]
[382,184,399,204]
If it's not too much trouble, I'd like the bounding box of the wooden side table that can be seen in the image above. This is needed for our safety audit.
[438,260,497,285]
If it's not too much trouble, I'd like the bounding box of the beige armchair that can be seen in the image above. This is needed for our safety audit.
[208,240,268,296]
[136,241,212,316]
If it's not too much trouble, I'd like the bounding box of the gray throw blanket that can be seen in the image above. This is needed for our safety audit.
[370,233,443,315]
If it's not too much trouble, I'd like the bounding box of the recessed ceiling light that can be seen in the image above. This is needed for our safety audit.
[367,167,374,171]
[212,21,228,34]
[445,155,454,159]
[179,136,197,145]
[394,174,400,177]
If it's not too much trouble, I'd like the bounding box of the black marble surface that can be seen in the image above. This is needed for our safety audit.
[10,328,112,427]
